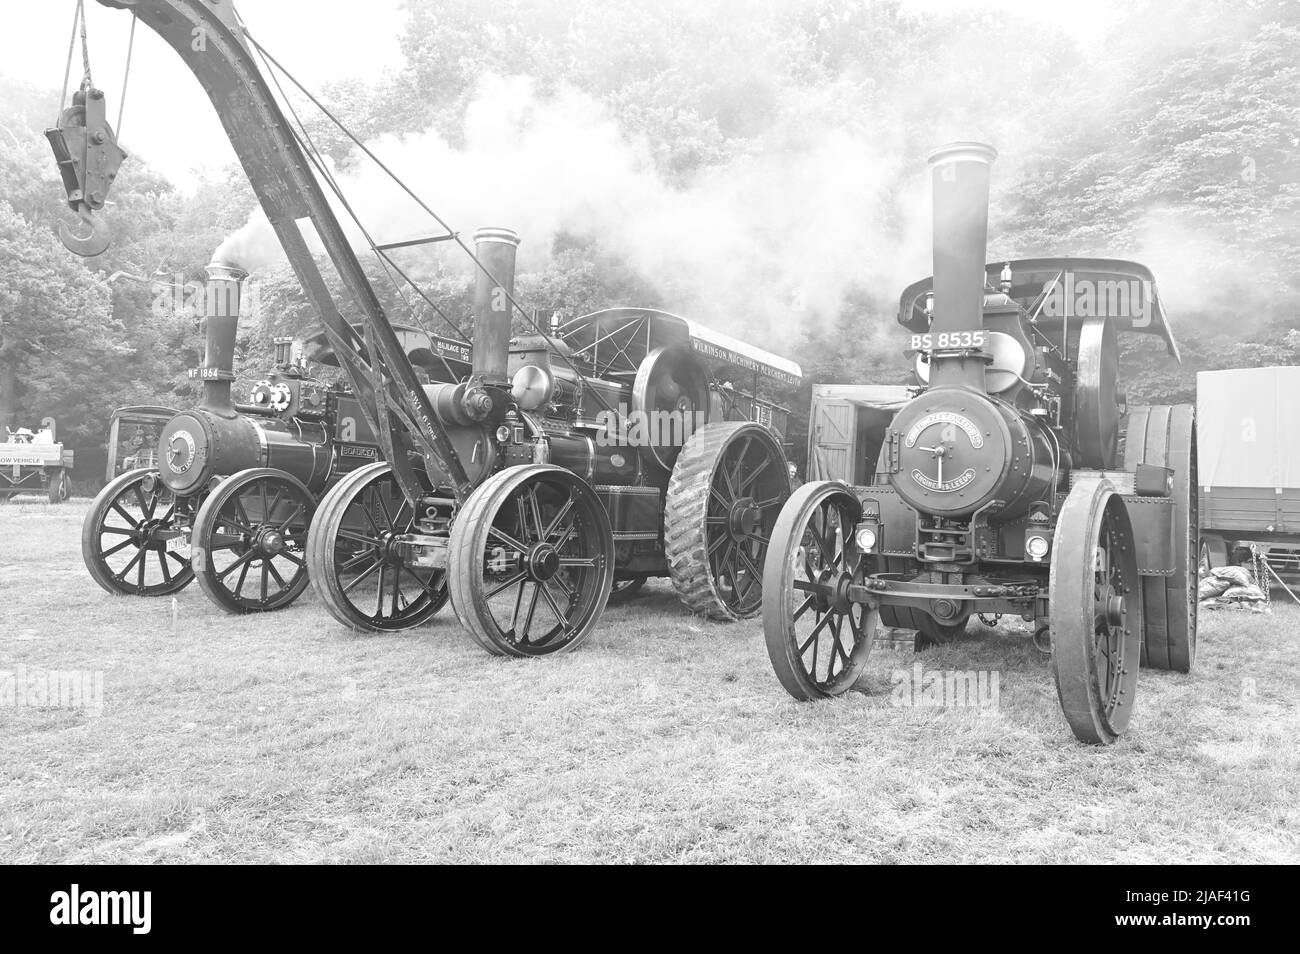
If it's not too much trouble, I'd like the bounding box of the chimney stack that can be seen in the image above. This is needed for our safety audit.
[199,261,248,416]
[470,227,519,386]
[926,142,996,389]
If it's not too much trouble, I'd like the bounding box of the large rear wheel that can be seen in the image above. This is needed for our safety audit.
[763,481,878,700]
[448,465,614,657]
[665,421,791,620]
[82,468,194,596]
[1123,405,1198,672]
[306,462,448,632]
[1050,477,1142,745]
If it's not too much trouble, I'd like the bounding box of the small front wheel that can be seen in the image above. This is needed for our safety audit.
[306,462,448,632]
[192,468,315,613]
[1050,477,1143,745]
[82,468,194,596]
[762,481,878,700]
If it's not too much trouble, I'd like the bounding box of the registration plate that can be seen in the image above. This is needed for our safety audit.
[166,534,191,557]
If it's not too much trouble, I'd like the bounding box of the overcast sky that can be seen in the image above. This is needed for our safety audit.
[1,0,1113,190]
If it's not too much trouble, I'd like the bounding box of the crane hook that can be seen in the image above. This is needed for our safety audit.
[58,201,112,257]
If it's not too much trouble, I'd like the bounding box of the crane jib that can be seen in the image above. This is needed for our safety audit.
[76,0,471,504]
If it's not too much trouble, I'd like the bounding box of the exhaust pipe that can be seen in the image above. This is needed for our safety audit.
[470,227,519,387]
[199,261,248,417]
[926,142,996,389]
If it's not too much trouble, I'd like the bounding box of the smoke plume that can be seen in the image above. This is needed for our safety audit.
[214,75,934,345]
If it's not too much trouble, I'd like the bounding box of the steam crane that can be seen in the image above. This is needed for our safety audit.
[53,0,799,650]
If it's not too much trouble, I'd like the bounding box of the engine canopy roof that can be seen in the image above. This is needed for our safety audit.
[300,324,473,378]
[558,308,803,387]
[897,257,1180,361]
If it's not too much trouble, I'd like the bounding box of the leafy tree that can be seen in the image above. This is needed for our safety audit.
[0,200,119,440]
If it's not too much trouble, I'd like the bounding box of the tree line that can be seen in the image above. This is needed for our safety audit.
[0,0,1295,484]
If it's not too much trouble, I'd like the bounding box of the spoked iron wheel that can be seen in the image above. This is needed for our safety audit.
[1050,477,1143,745]
[763,481,879,700]
[665,421,791,620]
[448,465,614,657]
[192,468,315,613]
[82,467,194,596]
[307,461,449,632]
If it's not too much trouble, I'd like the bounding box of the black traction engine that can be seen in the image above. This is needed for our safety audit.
[762,142,1198,745]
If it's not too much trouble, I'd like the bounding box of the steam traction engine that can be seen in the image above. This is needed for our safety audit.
[58,0,797,653]
[762,143,1197,744]
[546,307,800,614]
[304,233,799,647]
[81,266,461,611]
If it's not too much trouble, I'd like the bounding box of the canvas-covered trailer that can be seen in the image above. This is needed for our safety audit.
[556,307,802,443]
[1198,366,1300,573]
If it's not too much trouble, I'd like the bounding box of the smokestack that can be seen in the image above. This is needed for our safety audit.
[470,227,520,385]
[200,261,248,416]
[926,142,996,389]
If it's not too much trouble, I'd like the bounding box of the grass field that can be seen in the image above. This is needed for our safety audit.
[2,497,1298,864]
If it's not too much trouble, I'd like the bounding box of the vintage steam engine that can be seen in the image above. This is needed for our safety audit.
[59,0,799,654]
[81,263,466,611]
[762,143,1197,744]
[300,229,799,648]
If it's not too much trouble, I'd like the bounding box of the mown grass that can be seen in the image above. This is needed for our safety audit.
[1,498,1297,863]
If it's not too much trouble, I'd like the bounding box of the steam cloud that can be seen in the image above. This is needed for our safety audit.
[214,75,935,345]
[214,71,1261,350]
